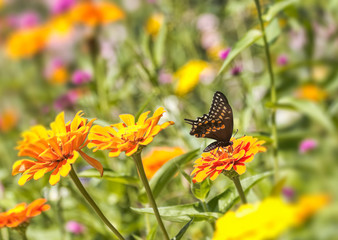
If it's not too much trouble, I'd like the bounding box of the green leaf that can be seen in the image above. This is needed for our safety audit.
[131,203,221,223]
[154,22,167,67]
[139,149,199,203]
[207,171,273,212]
[78,168,139,186]
[263,0,299,22]
[146,224,158,240]
[279,97,335,132]
[255,19,281,46]
[218,29,262,75]
[191,178,211,201]
[171,219,194,240]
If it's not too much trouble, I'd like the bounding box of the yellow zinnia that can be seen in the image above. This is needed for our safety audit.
[88,107,174,157]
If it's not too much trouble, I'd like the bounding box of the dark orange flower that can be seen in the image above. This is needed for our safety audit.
[88,107,174,157]
[143,146,185,179]
[0,199,50,228]
[292,194,330,226]
[69,1,124,27]
[0,108,19,133]
[12,111,102,186]
[191,136,266,183]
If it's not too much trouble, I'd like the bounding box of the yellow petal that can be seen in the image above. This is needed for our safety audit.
[59,162,71,177]
[119,114,135,126]
[137,111,150,125]
[18,174,33,185]
[234,164,246,175]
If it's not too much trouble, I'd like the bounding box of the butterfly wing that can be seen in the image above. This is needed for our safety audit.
[184,91,233,143]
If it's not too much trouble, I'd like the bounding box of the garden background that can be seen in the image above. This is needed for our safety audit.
[0,0,338,239]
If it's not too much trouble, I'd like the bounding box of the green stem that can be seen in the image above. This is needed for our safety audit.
[132,153,170,240]
[232,176,247,204]
[69,167,125,240]
[254,0,279,181]
[56,184,65,239]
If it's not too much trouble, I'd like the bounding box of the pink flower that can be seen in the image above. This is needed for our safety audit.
[159,71,173,84]
[299,139,318,154]
[48,0,76,14]
[231,64,242,76]
[65,221,86,235]
[219,48,231,60]
[7,11,40,29]
[54,90,79,111]
[282,187,295,201]
[277,54,288,66]
[71,70,92,85]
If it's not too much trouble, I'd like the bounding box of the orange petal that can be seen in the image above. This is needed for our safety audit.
[79,150,103,176]
[125,144,139,156]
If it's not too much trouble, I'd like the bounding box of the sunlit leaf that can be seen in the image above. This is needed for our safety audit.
[131,203,221,223]
[78,168,139,186]
[279,97,335,132]
[256,19,281,45]
[218,30,262,75]
[263,0,299,22]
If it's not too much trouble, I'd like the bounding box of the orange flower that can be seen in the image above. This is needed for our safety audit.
[191,136,266,183]
[0,109,19,133]
[295,84,328,102]
[12,111,102,186]
[5,26,48,59]
[292,194,330,226]
[69,1,124,27]
[143,147,185,179]
[88,107,174,157]
[0,199,50,228]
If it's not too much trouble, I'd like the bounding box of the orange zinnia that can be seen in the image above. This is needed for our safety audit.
[295,84,328,102]
[191,136,266,183]
[0,199,50,228]
[6,26,48,59]
[12,111,102,186]
[88,107,174,157]
[69,1,124,27]
[143,146,185,179]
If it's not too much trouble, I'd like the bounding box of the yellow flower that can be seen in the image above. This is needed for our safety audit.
[0,199,50,228]
[212,197,294,240]
[143,146,185,179]
[295,84,328,102]
[69,1,124,27]
[145,13,164,38]
[12,111,102,186]
[292,194,330,226]
[174,60,209,96]
[191,136,266,183]
[5,26,48,59]
[88,107,174,157]
[46,15,74,39]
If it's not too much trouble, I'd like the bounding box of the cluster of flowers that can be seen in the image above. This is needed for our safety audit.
[5,1,125,59]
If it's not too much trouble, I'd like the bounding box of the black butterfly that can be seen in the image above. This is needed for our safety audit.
[185,91,234,152]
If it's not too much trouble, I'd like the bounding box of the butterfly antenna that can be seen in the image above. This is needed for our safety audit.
[233,129,239,138]
[184,119,194,125]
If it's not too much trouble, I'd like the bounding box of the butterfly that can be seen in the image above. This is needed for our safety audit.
[185,91,234,152]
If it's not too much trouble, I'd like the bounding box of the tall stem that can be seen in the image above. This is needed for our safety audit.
[232,176,247,204]
[69,167,125,240]
[132,153,170,240]
[254,0,279,181]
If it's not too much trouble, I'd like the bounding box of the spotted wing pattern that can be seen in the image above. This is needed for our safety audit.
[184,91,234,152]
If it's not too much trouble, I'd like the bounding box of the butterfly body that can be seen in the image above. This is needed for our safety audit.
[185,91,234,152]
